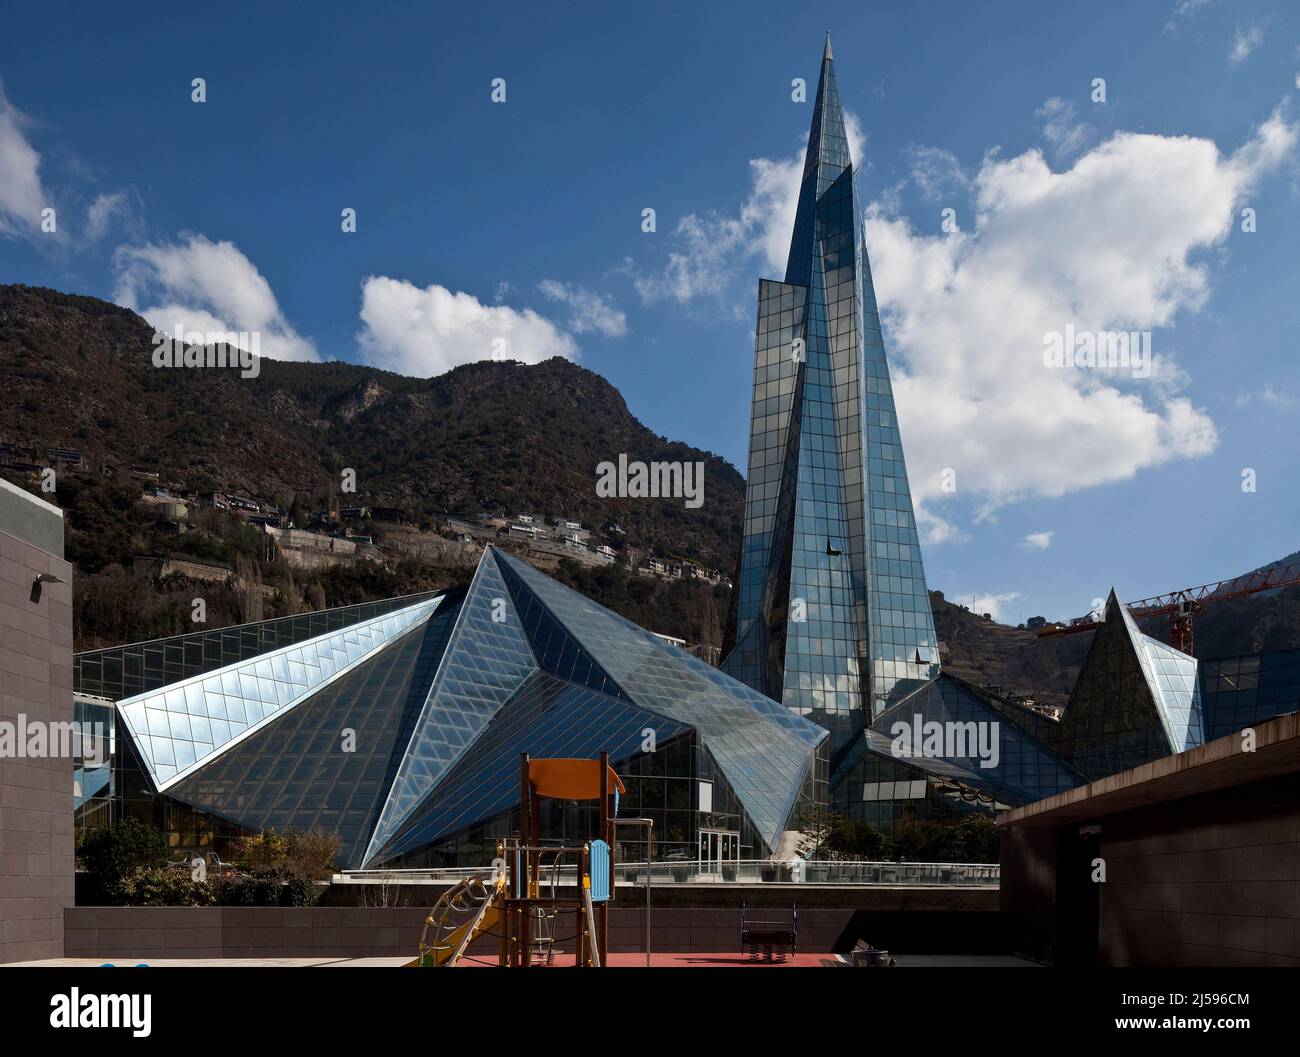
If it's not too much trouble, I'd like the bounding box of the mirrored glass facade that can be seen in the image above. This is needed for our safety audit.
[373,671,691,863]
[723,39,939,792]
[492,551,827,845]
[73,694,115,833]
[870,674,1085,807]
[76,548,827,868]
[1057,590,1204,779]
[1200,649,1300,739]
[832,728,1001,833]
[74,592,440,701]
[364,556,537,861]
[391,730,820,869]
[168,605,458,866]
[1138,631,1205,752]
[115,596,443,789]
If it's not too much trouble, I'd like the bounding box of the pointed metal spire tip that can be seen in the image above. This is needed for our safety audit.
[823,31,833,61]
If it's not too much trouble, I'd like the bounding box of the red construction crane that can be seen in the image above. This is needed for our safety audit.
[1035,561,1300,656]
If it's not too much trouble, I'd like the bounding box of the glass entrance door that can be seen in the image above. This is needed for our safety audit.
[698,828,740,880]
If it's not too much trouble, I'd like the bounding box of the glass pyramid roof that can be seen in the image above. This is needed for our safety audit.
[372,670,692,862]
[112,548,828,868]
[1116,595,1205,752]
[362,552,538,864]
[1057,590,1205,779]
[166,612,456,867]
[871,674,1085,806]
[492,549,827,849]
[116,595,443,790]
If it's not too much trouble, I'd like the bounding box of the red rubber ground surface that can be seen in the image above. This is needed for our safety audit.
[455,950,831,967]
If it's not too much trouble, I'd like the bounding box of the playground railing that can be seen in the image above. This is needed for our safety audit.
[333,860,999,887]
[613,860,999,886]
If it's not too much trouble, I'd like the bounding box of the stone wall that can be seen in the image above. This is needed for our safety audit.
[0,480,74,963]
[1000,770,1300,966]
[998,825,1058,962]
[1097,771,1299,967]
[65,888,1001,960]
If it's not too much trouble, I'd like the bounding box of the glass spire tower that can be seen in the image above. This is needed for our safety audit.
[723,35,940,770]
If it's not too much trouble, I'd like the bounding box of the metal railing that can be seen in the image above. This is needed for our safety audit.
[333,859,999,887]
[615,859,998,886]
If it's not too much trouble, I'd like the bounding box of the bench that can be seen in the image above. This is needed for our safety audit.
[741,900,797,962]
[851,939,895,967]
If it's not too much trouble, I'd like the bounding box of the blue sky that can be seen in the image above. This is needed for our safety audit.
[1,0,1297,623]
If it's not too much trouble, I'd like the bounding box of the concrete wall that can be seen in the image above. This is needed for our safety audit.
[0,483,73,963]
[0,478,64,559]
[1001,771,1300,967]
[65,889,1001,959]
[1098,771,1299,967]
[999,826,1058,962]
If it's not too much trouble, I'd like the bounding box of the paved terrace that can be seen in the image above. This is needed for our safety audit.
[5,953,1039,968]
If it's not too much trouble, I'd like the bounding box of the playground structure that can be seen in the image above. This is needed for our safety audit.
[407,752,652,967]
[740,900,797,962]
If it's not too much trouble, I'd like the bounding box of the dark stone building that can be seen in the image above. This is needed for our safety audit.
[0,477,74,963]
[999,711,1300,967]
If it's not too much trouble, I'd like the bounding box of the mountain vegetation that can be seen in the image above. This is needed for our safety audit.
[4,283,1297,705]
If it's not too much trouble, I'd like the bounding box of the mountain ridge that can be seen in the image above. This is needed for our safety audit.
[3,282,1297,706]
[0,283,744,569]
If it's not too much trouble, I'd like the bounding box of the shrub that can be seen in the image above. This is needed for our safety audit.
[114,866,214,907]
[80,817,167,902]
[824,815,892,860]
[946,814,1000,863]
[222,826,341,906]
[211,872,320,907]
[213,873,283,907]
[893,815,1000,863]
[235,829,290,871]
[280,877,319,907]
[820,812,999,864]
[282,827,341,883]
[892,819,954,863]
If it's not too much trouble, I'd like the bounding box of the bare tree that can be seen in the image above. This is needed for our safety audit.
[359,868,409,908]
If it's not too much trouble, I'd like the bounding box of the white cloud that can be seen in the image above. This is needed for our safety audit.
[916,506,967,547]
[632,182,769,305]
[1164,0,1217,34]
[1021,531,1055,551]
[1036,98,1092,160]
[1229,23,1266,66]
[634,111,866,303]
[0,78,50,239]
[537,279,627,337]
[904,145,971,202]
[0,80,136,247]
[113,234,317,361]
[1235,384,1296,410]
[632,98,1297,535]
[962,592,1022,622]
[357,276,579,377]
[86,191,130,242]
[872,102,1296,526]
